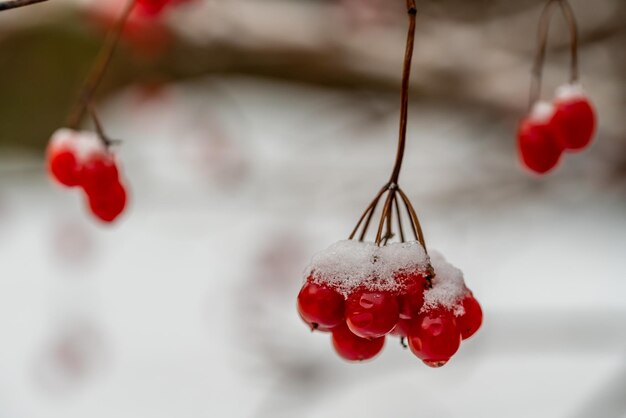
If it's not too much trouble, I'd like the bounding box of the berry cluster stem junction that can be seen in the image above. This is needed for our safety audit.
[349,0,428,253]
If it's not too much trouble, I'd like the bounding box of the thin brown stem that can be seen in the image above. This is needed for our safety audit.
[388,0,417,184]
[0,0,47,11]
[529,0,579,110]
[375,190,394,245]
[397,187,427,253]
[394,193,405,242]
[382,190,395,245]
[66,0,136,128]
[89,105,113,148]
[349,184,389,240]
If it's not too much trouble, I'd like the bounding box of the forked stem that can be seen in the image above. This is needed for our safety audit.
[529,0,579,109]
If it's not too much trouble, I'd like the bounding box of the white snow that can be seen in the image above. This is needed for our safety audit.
[555,83,586,102]
[304,240,430,296]
[49,128,106,163]
[305,241,471,310]
[422,251,469,315]
[528,101,555,123]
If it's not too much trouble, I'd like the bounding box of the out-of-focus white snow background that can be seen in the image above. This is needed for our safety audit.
[1,0,626,417]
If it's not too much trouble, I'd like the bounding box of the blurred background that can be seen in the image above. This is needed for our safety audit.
[0,0,625,417]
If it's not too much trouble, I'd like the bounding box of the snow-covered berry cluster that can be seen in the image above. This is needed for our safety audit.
[46,128,128,223]
[518,83,596,174]
[297,240,482,367]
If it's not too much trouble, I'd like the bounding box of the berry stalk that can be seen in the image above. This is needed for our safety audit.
[529,0,579,109]
[349,0,428,253]
[66,0,137,135]
[389,0,416,186]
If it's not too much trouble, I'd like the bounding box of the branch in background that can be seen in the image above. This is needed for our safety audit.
[0,0,47,12]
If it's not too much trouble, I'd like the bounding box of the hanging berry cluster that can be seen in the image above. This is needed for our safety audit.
[296,0,482,367]
[298,242,482,366]
[47,128,128,223]
[518,0,597,175]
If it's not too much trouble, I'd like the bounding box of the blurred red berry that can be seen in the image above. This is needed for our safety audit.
[80,153,120,197]
[332,323,385,362]
[517,105,563,174]
[346,289,399,339]
[48,148,81,187]
[297,280,345,330]
[136,0,191,16]
[87,181,128,223]
[551,96,596,151]
[407,308,461,367]
[457,294,483,340]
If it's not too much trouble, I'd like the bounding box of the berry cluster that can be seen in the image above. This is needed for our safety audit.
[518,83,596,174]
[297,241,482,367]
[46,128,128,223]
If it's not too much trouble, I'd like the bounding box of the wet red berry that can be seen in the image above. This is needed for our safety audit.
[80,153,120,196]
[397,271,427,320]
[390,318,412,337]
[551,96,596,151]
[48,148,81,187]
[457,294,483,340]
[346,289,399,339]
[517,112,562,174]
[297,281,345,330]
[87,181,127,223]
[332,323,385,362]
[407,308,461,367]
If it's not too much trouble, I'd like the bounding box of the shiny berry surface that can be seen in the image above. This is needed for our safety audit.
[48,148,81,187]
[457,294,483,340]
[87,181,128,223]
[332,323,385,362]
[390,318,412,337]
[397,271,427,320]
[517,118,562,174]
[297,281,345,329]
[346,289,399,339]
[551,98,596,151]
[407,308,461,365]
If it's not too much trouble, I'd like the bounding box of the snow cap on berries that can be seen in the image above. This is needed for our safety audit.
[529,101,555,124]
[422,252,469,315]
[555,83,586,102]
[49,128,106,163]
[305,240,430,296]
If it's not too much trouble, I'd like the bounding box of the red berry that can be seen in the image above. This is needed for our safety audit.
[551,97,596,151]
[397,271,427,320]
[457,294,483,340]
[297,281,345,330]
[332,323,385,362]
[517,114,562,174]
[407,308,461,367]
[48,148,81,187]
[390,318,412,337]
[80,153,120,196]
[346,289,399,339]
[87,181,127,223]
